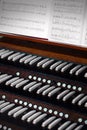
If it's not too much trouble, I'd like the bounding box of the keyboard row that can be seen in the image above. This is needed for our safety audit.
[0,100,85,130]
[0,48,87,81]
[0,73,87,110]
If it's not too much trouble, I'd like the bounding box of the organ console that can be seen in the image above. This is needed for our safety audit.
[0,35,87,130]
[0,0,87,129]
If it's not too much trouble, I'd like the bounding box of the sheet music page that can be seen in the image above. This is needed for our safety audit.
[82,1,87,47]
[49,0,86,46]
[0,0,2,20]
[84,27,87,46]
[0,0,50,38]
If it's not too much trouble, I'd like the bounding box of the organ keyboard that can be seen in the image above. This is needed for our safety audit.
[0,36,87,130]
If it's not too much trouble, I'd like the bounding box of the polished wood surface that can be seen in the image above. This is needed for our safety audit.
[0,36,87,65]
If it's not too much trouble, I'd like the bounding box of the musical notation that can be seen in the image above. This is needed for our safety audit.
[0,0,50,38]
[0,0,87,47]
[49,0,86,45]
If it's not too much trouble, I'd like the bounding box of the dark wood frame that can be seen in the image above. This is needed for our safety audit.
[0,33,87,64]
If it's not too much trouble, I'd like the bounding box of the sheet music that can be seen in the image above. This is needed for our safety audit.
[82,1,87,47]
[0,0,2,19]
[0,0,50,38]
[49,0,86,46]
[0,0,87,47]
[85,28,87,45]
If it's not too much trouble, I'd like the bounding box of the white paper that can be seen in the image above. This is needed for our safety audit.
[85,27,87,45]
[0,0,2,20]
[0,0,87,48]
[0,0,50,38]
[49,0,86,46]
[81,0,87,47]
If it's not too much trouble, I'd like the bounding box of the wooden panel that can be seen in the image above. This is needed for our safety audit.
[0,36,87,64]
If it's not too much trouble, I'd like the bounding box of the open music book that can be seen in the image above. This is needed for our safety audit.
[0,0,87,47]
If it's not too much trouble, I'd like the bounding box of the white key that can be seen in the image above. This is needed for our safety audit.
[75,66,87,76]
[29,57,42,65]
[50,61,62,70]
[84,102,87,108]
[61,63,73,73]
[42,116,56,128]
[0,75,12,83]
[84,72,87,78]
[19,55,32,63]
[72,93,84,104]
[0,74,8,79]
[63,91,75,101]
[11,78,24,87]
[28,82,42,92]
[13,107,28,118]
[78,96,87,106]
[72,94,84,104]
[57,90,70,100]
[48,88,61,97]
[58,121,71,130]
[0,102,10,109]
[1,51,14,59]
[24,56,37,64]
[21,110,36,121]
[74,125,83,130]
[55,62,68,71]
[8,106,22,116]
[15,79,29,88]
[69,65,82,75]
[8,52,21,60]
[42,59,54,68]
[37,58,49,67]
[0,74,9,80]
[23,81,37,91]
[33,113,47,124]
[0,50,9,56]
[42,86,55,96]
[0,100,5,105]
[37,85,50,94]
[5,77,19,86]
[29,82,42,92]
[0,49,6,53]
[27,112,41,122]
[12,53,25,62]
[65,123,77,130]
[48,118,62,130]
[0,103,15,113]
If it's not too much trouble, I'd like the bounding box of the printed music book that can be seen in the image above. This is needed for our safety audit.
[0,0,87,47]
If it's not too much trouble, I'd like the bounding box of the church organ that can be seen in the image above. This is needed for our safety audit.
[0,36,87,130]
[0,0,87,129]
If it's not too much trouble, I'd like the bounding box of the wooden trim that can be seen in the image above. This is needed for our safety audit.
[0,34,87,65]
[0,40,87,65]
[0,33,87,51]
